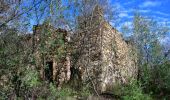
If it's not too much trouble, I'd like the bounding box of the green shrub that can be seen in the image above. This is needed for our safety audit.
[148,62,170,99]
[22,69,41,88]
[47,84,76,99]
[79,86,91,97]
[140,62,170,98]
[122,80,152,100]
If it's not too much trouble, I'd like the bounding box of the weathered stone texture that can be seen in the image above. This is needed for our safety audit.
[74,6,137,93]
[32,24,71,89]
[99,22,137,92]
[29,5,137,93]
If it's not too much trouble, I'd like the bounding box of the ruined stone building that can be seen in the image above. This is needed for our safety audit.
[32,24,71,88]
[72,5,137,93]
[31,5,137,93]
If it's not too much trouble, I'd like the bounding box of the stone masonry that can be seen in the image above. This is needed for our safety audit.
[74,5,138,93]
[32,24,71,89]
[31,5,137,93]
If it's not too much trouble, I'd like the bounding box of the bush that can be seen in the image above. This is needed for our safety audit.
[22,69,41,88]
[79,86,91,97]
[122,80,152,100]
[47,84,78,100]
[148,62,170,99]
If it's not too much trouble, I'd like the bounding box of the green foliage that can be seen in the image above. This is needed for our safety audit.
[0,27,30,99]
[22,68,41,88]
[1,1,170,99]
[56,87,73,98]
[133,12,168,65]
[140,64,152,89]
[47,83,58,100]
[79,86,91,97]
[38,24,67,61]
[0,83,11,100]
[157,62,170,90]
[47,84,77,100]
[147,62,170,95]
[122,80,152,100]
[132,12,170,98]
[134,62,170,99]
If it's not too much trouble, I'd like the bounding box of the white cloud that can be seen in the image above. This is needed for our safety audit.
[139,1,161,8]
[153,16,167,21]
[123,1,135,6]
[119,21,133,36]
[138,9,151,13]
[122,8,134,14]
[119,21,133,30]
[114,2,124,10]
[125,21,133,26]
[118,11,134,19]
[160,36,170,45]
[155,11,169,17]
[119,13,128,18]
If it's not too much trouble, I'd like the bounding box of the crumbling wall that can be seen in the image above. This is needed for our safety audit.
[99,22,137,92]
[71,6,104,89]
[74,5,138,93]
[32,24,71,89]
[31,5,137,93]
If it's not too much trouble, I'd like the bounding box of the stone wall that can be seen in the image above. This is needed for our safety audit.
[30,5,138,93]
[32,24,71,89]
[74,5,138,93]
[99,22,137,92]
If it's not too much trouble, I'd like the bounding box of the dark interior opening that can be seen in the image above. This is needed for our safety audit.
[45,61,53,82]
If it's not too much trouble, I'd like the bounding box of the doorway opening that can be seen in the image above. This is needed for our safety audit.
[45,61,53,82]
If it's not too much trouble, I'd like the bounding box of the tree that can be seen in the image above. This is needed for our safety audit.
[133,12,168,65]
[132,12,170,95]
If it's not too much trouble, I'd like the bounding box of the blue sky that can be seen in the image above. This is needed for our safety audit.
[113,0,170,24]
[25,0,170,31]
[22,0,170,47]
[111,0,170,46]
